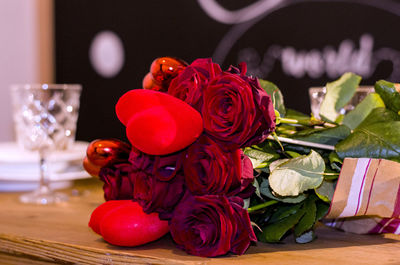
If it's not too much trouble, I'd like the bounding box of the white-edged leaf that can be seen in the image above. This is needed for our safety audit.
[269,150,325,196]
[269,159,289,172]
[260,179,308,203]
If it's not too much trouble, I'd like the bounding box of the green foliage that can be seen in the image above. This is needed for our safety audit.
[293,125,351,146]
[259,207,305,243]
[374,80,400,113]
[319,72,362,122]
[342,93,385,130]
[259,79,286,117]
[294,195,318,237]
[268,150,325,196]
[336,122,400,162]
[260,178,308,203]
[249,74,400,245]
[315,180,335,202]
[244,147,280,169]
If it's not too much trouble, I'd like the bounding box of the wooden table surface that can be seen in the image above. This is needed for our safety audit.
[1,179,400,265]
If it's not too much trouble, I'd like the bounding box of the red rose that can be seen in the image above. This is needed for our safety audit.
[202,62,276,149]
[99,163,135,201]
[169,194,256,257]
[129,150,186,220]
[183,135,254,198]
[236,151,256,199]
[168,58,222,109]
[227,196,257,254]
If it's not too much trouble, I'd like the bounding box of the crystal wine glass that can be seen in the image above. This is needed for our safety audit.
[11,84,81,204]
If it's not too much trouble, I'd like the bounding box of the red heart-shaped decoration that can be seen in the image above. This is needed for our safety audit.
[89,200,128,234]
[116,90,203,155]
[116,90,164,126]
[101,202,169,247]
[89,200,169,247]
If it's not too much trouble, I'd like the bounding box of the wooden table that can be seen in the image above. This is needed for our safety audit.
[1,179,400,264]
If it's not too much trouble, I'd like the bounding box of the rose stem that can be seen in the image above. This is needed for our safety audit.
[267,135,335,151]
[247,200,279,213]
[279,117,336,128]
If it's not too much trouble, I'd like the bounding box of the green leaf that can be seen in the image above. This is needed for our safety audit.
[269,158,289,172]
[260,179,308,203]
[253,177,263,200]
[294,196,317,237]
[244,147,280,169]
[328,151,343,172]
[315,180,336,203]
[285,108,311,124]
[336,108,400,162]
[295,230,316,244]
[374,80,400,113]
[315,200,330,221]
[357,107,400,128]
[293,125,351,146]
[286,151,301,158]
[336,121,400,162]
[259,79,286,117]
[319,72,362,122]
[342,93,385,130]
[260,208,305,243]
[269,203,303,223]
[323,167,340,180]
[269,150,325,196]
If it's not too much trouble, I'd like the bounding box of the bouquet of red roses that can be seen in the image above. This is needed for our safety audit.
[84,57,276,257]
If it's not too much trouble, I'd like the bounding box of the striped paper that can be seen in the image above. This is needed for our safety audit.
[324,158,400,235]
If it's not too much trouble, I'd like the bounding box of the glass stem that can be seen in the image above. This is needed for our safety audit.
[38,147,51,193]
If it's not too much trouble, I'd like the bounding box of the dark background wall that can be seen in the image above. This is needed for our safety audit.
[55,0,400,142]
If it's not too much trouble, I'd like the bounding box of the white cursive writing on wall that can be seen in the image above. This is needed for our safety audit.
[198,0,400,81]
[238,34,400,81]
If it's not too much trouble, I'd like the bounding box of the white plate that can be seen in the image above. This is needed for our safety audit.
[0,141,89,164]
[0,169,91,192]
[0,163,90,181]
[0,180,74,192]
[0,141,91,189]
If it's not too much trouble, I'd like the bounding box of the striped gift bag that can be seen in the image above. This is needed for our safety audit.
[324,158,400,234]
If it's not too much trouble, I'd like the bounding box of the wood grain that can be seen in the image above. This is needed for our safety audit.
[1,179,400,264]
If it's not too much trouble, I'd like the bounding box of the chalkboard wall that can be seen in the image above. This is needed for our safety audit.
[55,0,400,142]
